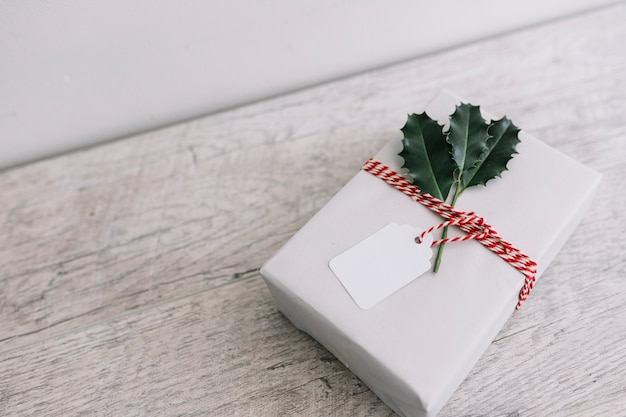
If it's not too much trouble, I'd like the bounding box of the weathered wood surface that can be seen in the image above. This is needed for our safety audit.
[1,3,625,416]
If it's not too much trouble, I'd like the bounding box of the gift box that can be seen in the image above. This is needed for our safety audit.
[260,90,601,417]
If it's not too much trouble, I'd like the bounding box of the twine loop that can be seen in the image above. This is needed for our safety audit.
[416,211,493,245]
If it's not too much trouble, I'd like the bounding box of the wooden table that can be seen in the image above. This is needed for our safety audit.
[2,3,625,416]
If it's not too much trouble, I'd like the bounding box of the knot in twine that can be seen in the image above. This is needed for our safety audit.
[415,211,498,246]
[361,158,537,309]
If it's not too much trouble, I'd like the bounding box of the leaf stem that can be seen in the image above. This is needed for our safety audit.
[432,183,463,273]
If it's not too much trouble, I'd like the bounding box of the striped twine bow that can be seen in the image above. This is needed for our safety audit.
[362,158,537,309]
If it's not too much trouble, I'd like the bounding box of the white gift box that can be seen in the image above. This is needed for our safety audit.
[260,90,601,417]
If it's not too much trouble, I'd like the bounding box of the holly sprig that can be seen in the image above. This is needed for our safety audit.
[399,103,521,272]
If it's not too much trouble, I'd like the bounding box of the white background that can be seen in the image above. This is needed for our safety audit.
[0,0,614,169]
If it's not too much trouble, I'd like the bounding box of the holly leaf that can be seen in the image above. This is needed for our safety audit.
[464,116,521,187]
[399,112,456,201]
[446,103,491,187]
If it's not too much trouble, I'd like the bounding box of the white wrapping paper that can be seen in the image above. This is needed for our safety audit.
[261,90,601,417]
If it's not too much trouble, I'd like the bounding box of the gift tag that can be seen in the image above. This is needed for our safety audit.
[329,223,433,309]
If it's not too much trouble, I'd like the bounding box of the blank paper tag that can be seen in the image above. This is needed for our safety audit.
[329,223,433,310]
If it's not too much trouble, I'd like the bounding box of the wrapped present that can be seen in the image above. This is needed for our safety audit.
[260,90,601,417]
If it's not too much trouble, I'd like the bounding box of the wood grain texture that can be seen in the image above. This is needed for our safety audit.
[0,277,394,416]
[1,3,626,416]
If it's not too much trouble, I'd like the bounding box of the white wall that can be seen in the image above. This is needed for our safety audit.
[0,0,614,169]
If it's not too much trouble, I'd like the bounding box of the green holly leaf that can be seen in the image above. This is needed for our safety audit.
[446,103,491,187]
[399,112,456,201]
[396,102,522,274]
[464,116,521,187]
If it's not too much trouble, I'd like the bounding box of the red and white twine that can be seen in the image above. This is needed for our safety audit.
[362,158,537,309]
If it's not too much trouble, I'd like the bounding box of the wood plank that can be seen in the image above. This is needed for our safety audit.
[0,122,387,352]
[0,276,395,416]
